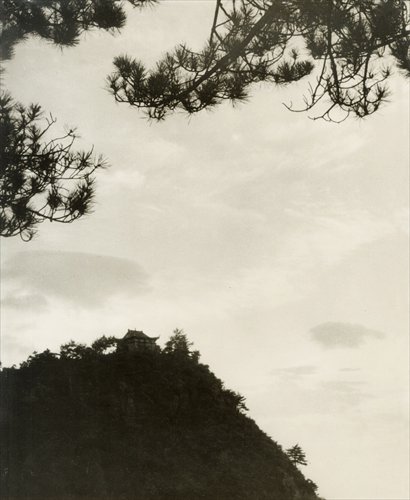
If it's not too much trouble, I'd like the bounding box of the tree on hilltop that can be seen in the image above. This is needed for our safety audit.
[163,328,201,362]
[91,335,118,354]
[60,340,90,359]
[108,0,409,121]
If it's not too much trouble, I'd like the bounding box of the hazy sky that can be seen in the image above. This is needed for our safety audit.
[1,3,409,499]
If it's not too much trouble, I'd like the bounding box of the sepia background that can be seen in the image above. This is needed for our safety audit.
[1,2,409,499]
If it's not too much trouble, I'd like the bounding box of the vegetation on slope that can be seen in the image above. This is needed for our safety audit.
[0,330,319,499]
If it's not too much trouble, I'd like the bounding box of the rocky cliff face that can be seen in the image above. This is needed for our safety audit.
[0,342,319,499]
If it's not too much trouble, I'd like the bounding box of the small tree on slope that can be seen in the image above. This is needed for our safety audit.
[286,444,308,467]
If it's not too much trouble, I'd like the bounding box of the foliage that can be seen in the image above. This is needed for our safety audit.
[163,328,200,362]
[286,443,308,466]
[306,478,319,492]
[91,335,118,354]
[0,331,318,499]
[60,340,90,359]
[0,0,156,59]
[1,2,408,241]
[0,93,105,241]
[19,349,59,369]
[108,0,409,121]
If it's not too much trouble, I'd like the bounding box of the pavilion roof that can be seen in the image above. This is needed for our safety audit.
[123,329,159,341]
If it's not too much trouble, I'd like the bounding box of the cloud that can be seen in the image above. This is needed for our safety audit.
[309,322,385,348]
[321,380,365,393]
[266,375,372,418]
[3,251,150,308]
[320,380,372,406]
[271,365,317,378]
[1,292,48,311]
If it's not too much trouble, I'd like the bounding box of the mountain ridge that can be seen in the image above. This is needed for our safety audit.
[0,331,320,499]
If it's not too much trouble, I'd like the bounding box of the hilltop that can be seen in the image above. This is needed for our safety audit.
[0,330,319,499]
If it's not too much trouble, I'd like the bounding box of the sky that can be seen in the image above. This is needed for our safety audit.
[1,2,409,499]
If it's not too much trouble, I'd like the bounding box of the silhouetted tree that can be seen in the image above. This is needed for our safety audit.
[3,1,407,242]
[19,349,58,369]
[59,340,89,359]
[91,335,118,354]
[286,444,308,466]
[0,93,104,241]
[223,388,249,413]
[108,0,409,121]
[306,479,319,492]
[0,0,156,59]
[163,328,200,362]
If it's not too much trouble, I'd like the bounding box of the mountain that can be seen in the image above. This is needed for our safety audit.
[0,330,319,499]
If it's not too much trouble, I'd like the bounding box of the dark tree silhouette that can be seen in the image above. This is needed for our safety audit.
[1,1,158,240]
[286,444,308,466]
[163,328,201,362]
[0,0,156,59]
[0,93,105,241]
[108,0,409,121]
[59,340,90,359]
[2,2,407,239]
[91,335,118,354]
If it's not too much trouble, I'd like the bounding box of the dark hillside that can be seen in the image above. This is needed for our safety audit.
[0,332,319,499]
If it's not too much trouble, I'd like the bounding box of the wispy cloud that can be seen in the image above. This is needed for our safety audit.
[1,292,48,311]
[320,380,372,406]
[309,322,385,348]
[271,365,317,378]
[3,251,150,308]
[321,380,365,393]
